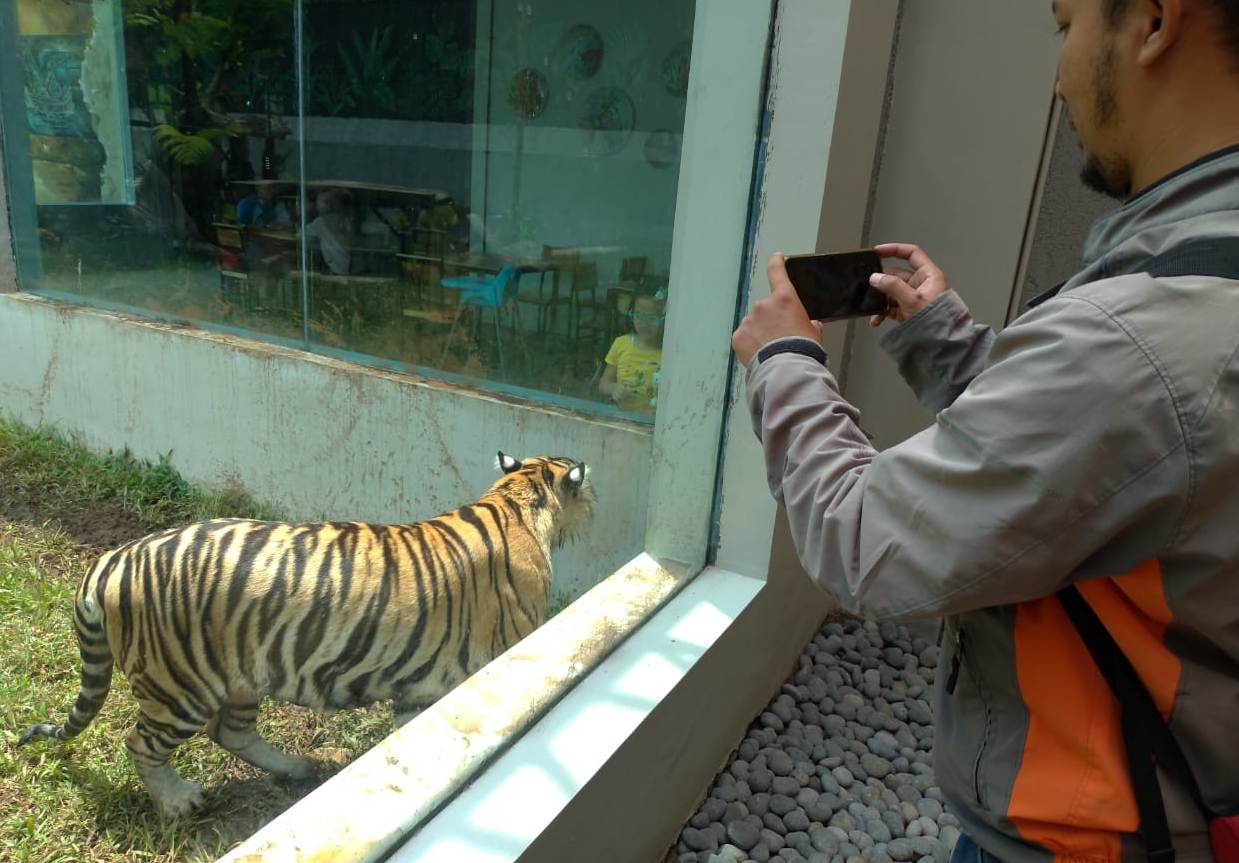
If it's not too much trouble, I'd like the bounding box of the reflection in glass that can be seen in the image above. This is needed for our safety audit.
[3,0,696,424]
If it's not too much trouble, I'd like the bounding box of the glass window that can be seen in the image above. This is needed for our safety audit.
[1,0,702,424]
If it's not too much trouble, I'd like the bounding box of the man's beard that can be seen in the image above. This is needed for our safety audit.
[1078,40,1131,199]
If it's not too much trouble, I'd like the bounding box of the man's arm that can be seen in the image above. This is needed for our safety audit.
[878,290,995,414]
[868,243,994,414]
[746,292,1188,620]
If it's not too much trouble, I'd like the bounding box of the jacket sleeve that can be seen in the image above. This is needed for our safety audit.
[878,290,996,413]
[746,294,1189,620]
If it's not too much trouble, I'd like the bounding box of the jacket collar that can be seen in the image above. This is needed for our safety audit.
[1082,145,1239,271]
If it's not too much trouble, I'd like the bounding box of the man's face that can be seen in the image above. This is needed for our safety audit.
[1053,0,1133,198]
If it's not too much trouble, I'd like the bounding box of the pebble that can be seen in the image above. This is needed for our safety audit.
[678,618,955,863]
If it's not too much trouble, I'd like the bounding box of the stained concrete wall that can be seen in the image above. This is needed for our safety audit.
[0,293,650,599]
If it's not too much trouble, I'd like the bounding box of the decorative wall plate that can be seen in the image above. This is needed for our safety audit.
[556,24,604,80]
[644,129,679,169]
[578,86,636,156]
[508,67,548,119]
[661,40,691,98]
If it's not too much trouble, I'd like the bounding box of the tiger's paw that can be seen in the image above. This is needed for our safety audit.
[152,778,205,819]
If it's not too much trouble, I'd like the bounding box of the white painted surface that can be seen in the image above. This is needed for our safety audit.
[714,0,899,578]
[387,566,763,863]
[644,0,776,568]
[0,294,648,598]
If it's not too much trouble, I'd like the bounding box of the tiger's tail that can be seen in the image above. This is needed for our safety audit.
[17,583,113,746]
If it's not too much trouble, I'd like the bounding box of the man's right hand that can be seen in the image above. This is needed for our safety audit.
[868,243,950,328]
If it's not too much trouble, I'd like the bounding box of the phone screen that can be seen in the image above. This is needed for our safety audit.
[784,250,887,321]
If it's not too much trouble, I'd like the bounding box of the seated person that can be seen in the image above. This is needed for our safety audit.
[304,188,355,275]
[599,290,665,413]
[235,181,293,273]
[235,181,289,228]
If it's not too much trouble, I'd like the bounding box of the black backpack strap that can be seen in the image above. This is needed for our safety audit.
[1026,235,1239,311]
[1142,236,1239,280]
[1058,586,1213,863]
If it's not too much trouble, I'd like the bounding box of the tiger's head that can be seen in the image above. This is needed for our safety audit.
[493,452,595,548]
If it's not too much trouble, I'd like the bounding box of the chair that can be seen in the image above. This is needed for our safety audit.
[606,256,648,334]
[439,265,525,379]
[213,222,250,311]
[398,228,456,350]
[569,262,611,355]
[517,245,579,334]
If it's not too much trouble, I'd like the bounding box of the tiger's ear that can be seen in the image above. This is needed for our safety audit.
[565,462,588,486]
[496,451,523,474]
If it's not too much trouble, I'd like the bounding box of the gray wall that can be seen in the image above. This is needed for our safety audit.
[1014,110,1117,313]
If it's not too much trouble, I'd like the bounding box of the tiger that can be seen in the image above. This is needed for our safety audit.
[17,452,594,817]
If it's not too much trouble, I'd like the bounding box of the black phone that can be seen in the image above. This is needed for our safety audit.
[783,249,888,321]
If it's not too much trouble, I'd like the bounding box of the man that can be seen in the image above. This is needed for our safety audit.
[733,1,1239,861]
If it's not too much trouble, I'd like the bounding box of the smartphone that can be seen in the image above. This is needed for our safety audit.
[783,249,888,321]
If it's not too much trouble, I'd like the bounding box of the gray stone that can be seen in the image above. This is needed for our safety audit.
[860,754,893,779]
[770,794,798,816]
[679,854,698,863]
[764,812,789,835]
[810,826,840,854]
[911,837,947,862]
[807,794,838,823]
[828,812,857,832]
[916,817,940,839]
[823,714,847,737]
[939,814,960,829]
[740,739,761,762]
[901,803,922,826]
[750,793,772,816]
[762,712,787,732]
[896,784,922,804]
[769,750,796,777]
[683,827,719,853]
[702,798,728,822]
[797,788,820,809]
[752,844,773,863]
[750,768,775,793]
[848,829,876,850]
[785,809,811,832]
[832,767,856,788]
[773,776,802,796]
[838,694,865,721]
[708,844,748,863]
[727,818,763,851]
[916,799,944,822]
[868,732,900,761]
[731,760,752,781]
[886,838,917,861]
[714,783,739,803]
[764,828,788,851]
[723,802,750,824]
[908,700,934,726]
[881,810,906,839]
[940,827,961,852]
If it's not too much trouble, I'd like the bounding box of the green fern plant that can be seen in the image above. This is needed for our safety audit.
[151,124,228,166]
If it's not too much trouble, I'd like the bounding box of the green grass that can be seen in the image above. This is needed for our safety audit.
[0,419,393,863]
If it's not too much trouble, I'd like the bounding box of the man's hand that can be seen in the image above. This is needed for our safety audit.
[732,253,823,366]
[868,243,950,328]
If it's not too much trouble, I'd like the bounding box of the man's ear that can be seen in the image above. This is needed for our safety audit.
[1137,0,1181,67]
[496,451,523,474]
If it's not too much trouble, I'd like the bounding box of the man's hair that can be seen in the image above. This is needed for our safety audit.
[1103,0,1239,63]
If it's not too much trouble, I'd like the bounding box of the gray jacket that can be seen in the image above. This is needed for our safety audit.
[746,147,1239,863]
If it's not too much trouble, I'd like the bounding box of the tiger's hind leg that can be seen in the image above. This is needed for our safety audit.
[126,707,209,818]
[206,700,318,780]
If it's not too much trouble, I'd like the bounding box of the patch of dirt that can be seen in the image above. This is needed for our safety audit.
[0,488,150,550]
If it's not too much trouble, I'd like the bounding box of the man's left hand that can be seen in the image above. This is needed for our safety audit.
[732,253,823,367]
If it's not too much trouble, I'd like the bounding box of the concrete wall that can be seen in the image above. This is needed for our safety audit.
[840,0,1062,448]
[0,292,651,599]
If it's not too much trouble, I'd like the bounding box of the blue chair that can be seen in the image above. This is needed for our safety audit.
[439,265,524,378]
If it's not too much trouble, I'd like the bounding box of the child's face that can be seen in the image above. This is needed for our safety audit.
[631,298,665,341]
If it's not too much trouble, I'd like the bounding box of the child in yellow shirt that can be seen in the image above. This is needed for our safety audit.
[599,291,665,413]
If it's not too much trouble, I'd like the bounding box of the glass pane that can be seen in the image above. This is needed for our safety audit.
[0,0,304,343]
[296,1,693,423]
